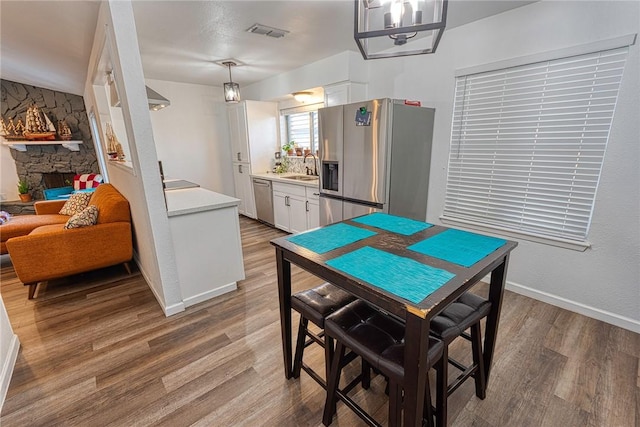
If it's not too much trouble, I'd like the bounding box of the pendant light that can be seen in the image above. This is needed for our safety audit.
[222,61,240,103]
[354,0,448,60]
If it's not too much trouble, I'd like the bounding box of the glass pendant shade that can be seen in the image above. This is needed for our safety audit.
[224,82,241,103]
[355,0,447,60]
[222,61,241,103]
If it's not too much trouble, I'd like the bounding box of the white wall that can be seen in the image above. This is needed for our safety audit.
[244,1,640,331]
[145,79,234,196]
[389,0,640,331]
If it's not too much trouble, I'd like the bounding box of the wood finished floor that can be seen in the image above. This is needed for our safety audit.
[1,216,638,426]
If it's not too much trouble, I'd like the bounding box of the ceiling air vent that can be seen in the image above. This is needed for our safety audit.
[246,23,289,39]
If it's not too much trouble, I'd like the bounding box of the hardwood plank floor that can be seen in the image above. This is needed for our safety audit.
[1,217,638,426]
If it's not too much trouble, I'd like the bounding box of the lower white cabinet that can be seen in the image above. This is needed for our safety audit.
[306,187,320,230]
[232,162,256,219]
[273,182,319,233]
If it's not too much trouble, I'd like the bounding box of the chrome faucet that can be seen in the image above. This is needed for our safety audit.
[304,153,318,176]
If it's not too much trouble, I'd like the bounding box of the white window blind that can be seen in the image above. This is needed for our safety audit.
[284,110,319,151]
[444,46,629,242]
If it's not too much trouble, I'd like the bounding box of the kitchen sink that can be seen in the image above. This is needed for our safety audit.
[281,175,319,181]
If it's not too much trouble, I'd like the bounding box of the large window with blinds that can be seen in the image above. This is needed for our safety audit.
[443,46,629,244]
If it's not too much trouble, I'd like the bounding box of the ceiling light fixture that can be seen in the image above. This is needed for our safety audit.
[222,61,240,103]
[354,0,448,60]
[292,91,313,103]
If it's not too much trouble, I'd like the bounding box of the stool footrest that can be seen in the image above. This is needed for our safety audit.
[447,357,479,396]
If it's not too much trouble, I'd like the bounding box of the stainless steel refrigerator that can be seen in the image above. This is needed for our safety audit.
[318,98,435,225]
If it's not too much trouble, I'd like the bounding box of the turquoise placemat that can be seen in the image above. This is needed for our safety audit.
[352,212,433,235]
[326,246,455,304]
[287,223,376,254]
[408,229,507,268]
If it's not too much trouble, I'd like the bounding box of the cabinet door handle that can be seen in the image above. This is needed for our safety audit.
[285,195,290,206]
[305,200,309,212]
[313,192,319,196]
[237,152,241,161]
[238,164,242,173]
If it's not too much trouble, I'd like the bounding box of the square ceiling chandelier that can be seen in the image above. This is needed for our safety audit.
[355,0,448,60]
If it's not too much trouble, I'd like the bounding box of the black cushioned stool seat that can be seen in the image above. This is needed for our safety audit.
[430,291,491,416]
[323,299,446,427]
[291,283,357,387]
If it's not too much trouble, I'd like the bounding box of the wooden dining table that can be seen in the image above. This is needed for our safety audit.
[271,213,517,427]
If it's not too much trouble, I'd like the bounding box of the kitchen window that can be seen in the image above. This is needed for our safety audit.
[281,103,322,153]
[442,39,632,249]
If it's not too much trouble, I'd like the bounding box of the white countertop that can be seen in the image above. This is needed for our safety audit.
[251,172,320,188]
[165,187,240,217]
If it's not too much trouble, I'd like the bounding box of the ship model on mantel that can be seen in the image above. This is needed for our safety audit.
[0,104,57,141]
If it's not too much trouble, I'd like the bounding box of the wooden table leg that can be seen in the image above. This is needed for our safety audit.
[403,312,430,427]
[276,248,293,379]
[482,254,510,390]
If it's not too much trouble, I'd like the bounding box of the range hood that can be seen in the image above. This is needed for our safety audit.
[109,79,170,111]
[145,86,170,111]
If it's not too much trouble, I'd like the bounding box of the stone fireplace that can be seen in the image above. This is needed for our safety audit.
[1,79,100,202]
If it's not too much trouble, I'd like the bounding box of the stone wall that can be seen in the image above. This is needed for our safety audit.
[1,79,98,200]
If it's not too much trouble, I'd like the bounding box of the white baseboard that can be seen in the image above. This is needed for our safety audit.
[0,334,20,412]
[132,252,185,318]
[182,282,238,309]
[506,281,640,334]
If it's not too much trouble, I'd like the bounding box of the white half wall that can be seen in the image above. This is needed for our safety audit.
[145,79,234,196]
[0,294,20,411]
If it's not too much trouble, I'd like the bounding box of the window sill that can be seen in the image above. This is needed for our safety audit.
[439,216,591,252]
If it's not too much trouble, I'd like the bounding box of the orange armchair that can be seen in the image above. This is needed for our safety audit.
[6,184,133,299]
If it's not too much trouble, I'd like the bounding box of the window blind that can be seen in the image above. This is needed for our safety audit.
[444,46,628,242]
[284,111,319,151]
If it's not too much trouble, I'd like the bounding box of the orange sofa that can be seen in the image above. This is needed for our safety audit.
[6,184,133,299]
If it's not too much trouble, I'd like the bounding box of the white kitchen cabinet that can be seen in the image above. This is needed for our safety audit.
[228,104,249,163]
[306,187,320,230]
[232,162,255,218]
[227,100,278,172]
[323,82,368,107]
[273,181,319,233]
[228,100,278,219]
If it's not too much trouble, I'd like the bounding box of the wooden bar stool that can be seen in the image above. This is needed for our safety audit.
[430,291,491,423]
[322,299,446,427]
[291,282,357,388]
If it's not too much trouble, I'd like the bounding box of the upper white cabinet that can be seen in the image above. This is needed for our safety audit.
[227,100,278,173]
[228,104,249,163]
[323,82,368,107]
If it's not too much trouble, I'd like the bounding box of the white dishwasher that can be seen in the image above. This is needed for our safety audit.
[252,178,274,226]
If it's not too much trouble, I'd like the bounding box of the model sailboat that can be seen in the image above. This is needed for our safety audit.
[23,105,56,140]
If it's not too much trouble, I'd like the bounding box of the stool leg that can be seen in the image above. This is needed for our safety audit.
[361,360,371,390]
[471,323,487,399]
[436,346,448,427]
[323,341,345,426]
[325,334,334,387]
[423,375,434,427]
[292,316,309,379]
[388,380,401,426]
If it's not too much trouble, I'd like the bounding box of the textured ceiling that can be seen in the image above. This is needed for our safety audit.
[0,0,537,96]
